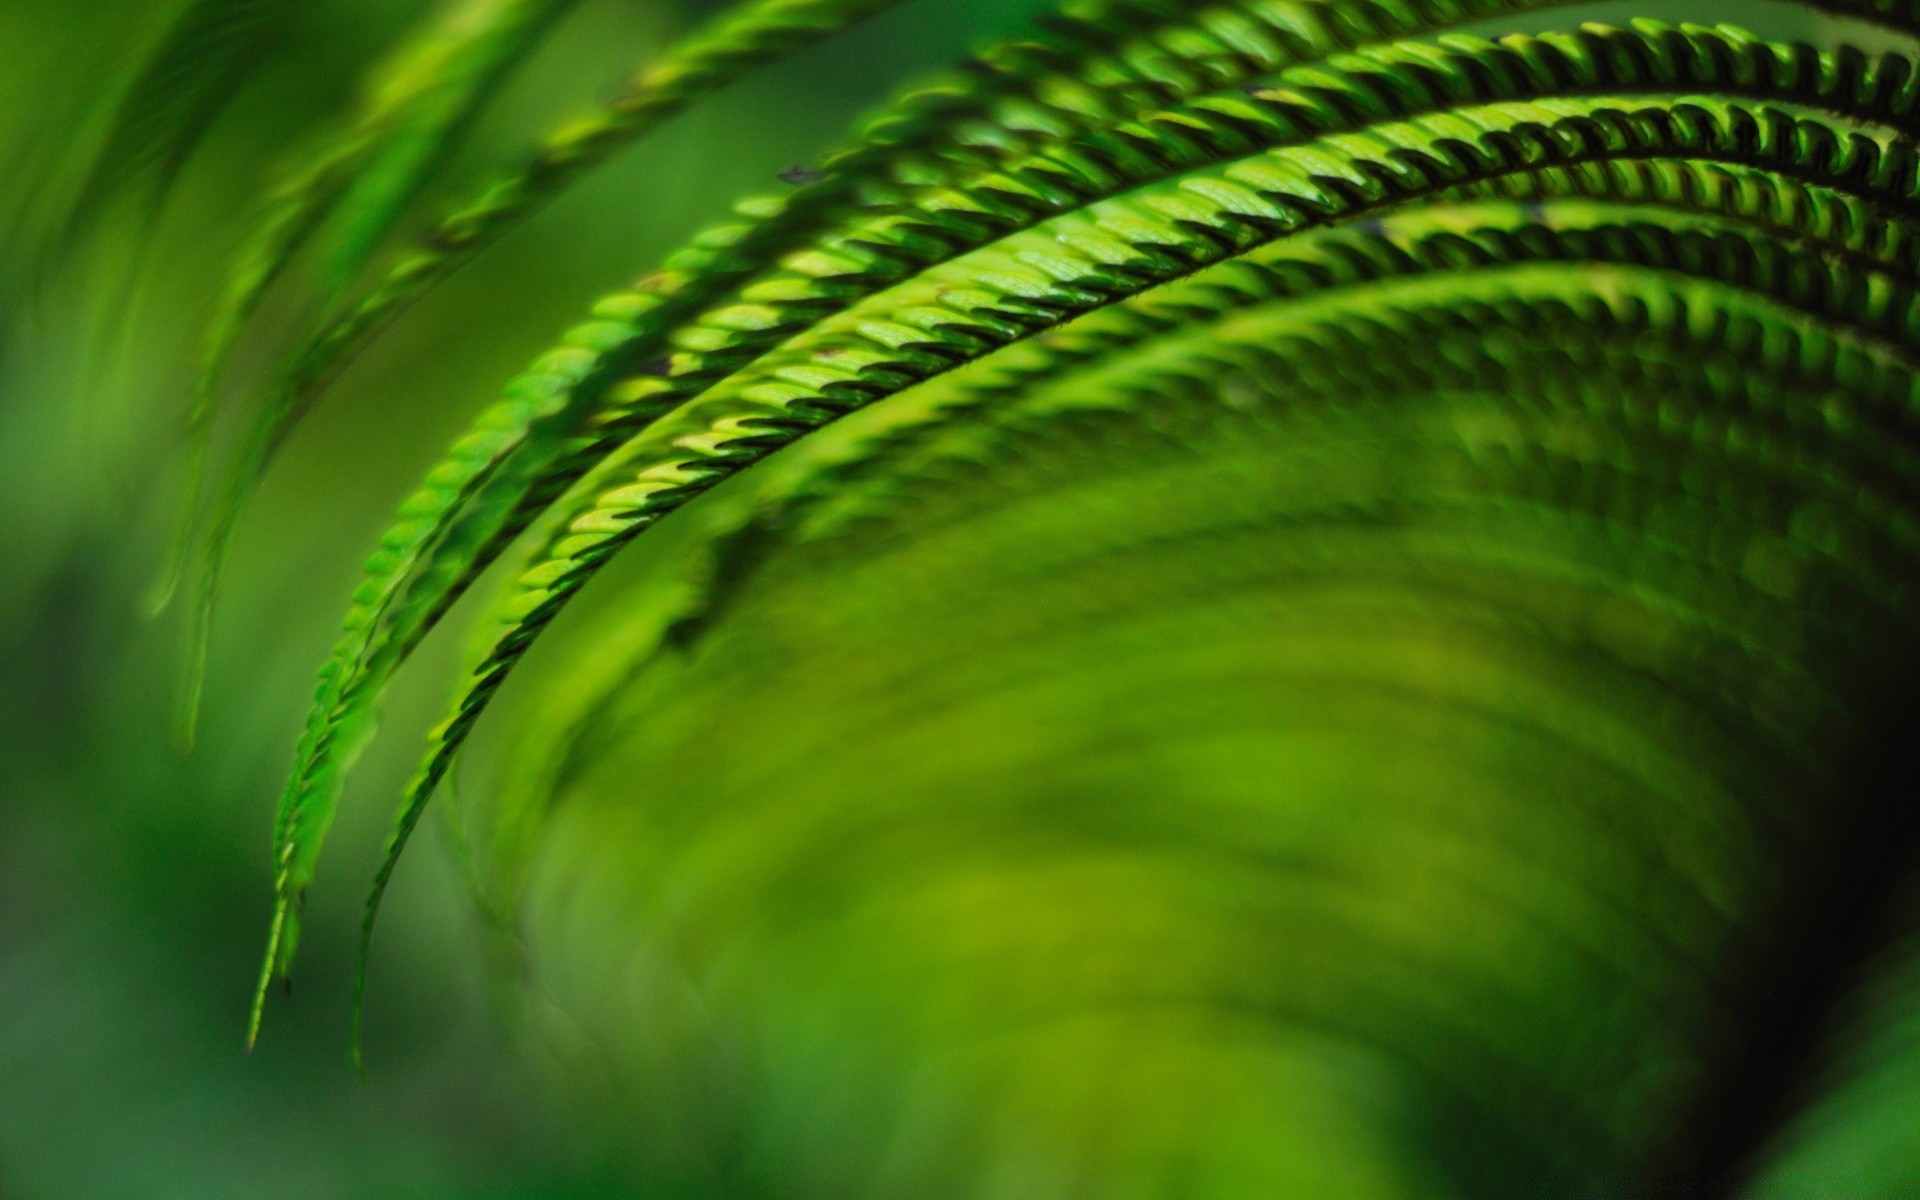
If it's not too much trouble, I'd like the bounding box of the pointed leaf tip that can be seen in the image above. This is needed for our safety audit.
[245,894,289,1052]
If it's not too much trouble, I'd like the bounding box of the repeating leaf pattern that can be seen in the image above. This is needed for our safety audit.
[193,0,1920,1187]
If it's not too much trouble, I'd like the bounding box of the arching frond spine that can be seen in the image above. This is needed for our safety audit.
[233,1,1920,1079]
[342,27,1920,1055]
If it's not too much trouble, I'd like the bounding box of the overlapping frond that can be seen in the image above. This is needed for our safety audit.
[368,27,1920,1028]
[188,0,917,762]
[224,2,1920,1131]
[469,225,1920,1186]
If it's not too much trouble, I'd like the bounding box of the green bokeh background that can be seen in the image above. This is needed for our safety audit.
[0,2,1051,1193]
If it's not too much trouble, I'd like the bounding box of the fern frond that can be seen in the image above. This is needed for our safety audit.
[393,18,1920,890]
[234,0,922,1041]
[409,12,1920,757]
[167,0,583,746]
[232,0,1591,829]
[276,0,1610,794]
[494,180,1920,690]
[463,255,1913,960]
[247,11,1671,994]
[470,247,1914,1184]
[774,191,1920,528]
[199,0,913,770]
[393,28,1920,997]
[240,0,1920,1107]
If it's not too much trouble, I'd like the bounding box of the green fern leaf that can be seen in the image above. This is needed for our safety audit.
[169,0,1920,1177]
[259,3,1640,1022]
[322,23,1920,1053]
[199,0,915,774]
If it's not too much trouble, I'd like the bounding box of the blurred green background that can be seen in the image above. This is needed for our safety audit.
[0,1,1057,1193]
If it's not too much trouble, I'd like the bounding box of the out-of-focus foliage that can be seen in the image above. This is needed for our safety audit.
[0,0,1045,1194]
[10,0,1920,1195]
